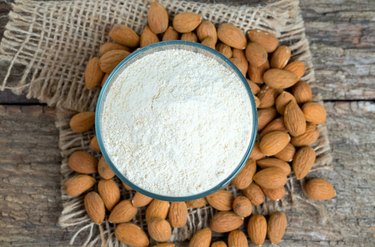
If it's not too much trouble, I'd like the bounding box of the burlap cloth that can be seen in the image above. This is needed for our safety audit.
[0,0,335,246]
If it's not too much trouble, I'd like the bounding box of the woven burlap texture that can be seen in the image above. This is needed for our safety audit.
[0,0,335,246]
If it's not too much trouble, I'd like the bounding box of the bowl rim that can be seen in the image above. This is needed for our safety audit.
[95,40,258,201]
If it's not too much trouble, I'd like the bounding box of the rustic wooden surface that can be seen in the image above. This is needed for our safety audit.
[0,0,374,246]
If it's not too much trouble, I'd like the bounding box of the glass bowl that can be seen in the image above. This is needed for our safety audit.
[95,40,258,202]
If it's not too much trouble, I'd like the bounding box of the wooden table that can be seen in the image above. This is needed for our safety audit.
[0,0,374,246]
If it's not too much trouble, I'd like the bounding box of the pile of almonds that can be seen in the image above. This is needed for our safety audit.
[64,1,337,246]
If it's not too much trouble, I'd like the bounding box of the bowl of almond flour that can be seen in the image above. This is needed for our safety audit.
[96,41,257,201]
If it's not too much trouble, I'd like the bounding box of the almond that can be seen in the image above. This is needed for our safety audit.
[109,25,140,48]
[211,241,227,247]
[284,100,306,136]
[292,81,312,104]
[148,218,172,242]
[303,178,336,200]
[147,0,169,34]
[253,167,288,189]
[154,244,175,247]
[99,42,131,56]
[186,198,207,208]
[242,183,265,206]
[291,123,319,147]
[257,107,277,130]
[99,49,130,73]
[189,228,211,247]
[132,191,153,207]
[285,60,305,80]
[98,157,115,179]
[201,36,217,49]
[162,26,179,41]
[260,117,287,137]
[217,23,246,49]
[181,32,198,42]
[259,131,290,155]
[248,61,269,83]
[249,143,265,161]
[232,196,252,217]
[229,57,247,76]
[257,85,278,109]
[168,202,188,228]
[274,143,296,162]
[245,42,268,67]
[84,57,103,89]
[206,189,233,211]
[140,25,159,47]
[247,79,260,94]
[293,146,316,180]
[197,20,217,42]
[101,73,109,87]
[69,112,95,133]
[68,151,97,174]
[270,45,291,69]
[262,186,286,201]
[84,191,105,224]
[255,96,261,108]
[232,159,256,189]
[173,12,202,33]
[275,91,296,114]
[115,223,149,247]
[247,214,267,245]
[263,68,299,89]
[247,29,279,53]
[228,230,248,247]
[109,200,138,223]
[89,136,100,152]
[232,48,247,62]
[146,200,170,222]
[64,175,96,197]
[216,43,232,58]
[257,158,291,176]
[210,211,244,233]
[302,102,327,124]
[267,212,287,244]
[98,179,120,210]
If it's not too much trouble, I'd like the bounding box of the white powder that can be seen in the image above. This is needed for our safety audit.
[100,48,253,197]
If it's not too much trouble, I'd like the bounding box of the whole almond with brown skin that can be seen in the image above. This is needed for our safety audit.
[211,241,227,247]
[292,81,312,104]
[270,45,291,69]
[197,20,217,42]
[201,36,217,49]
[98,179,120,211]
[248,29,279,53]
[181,32,198,42]
[248,61,269,83]
[189,227,211,247]
[257,158,291,176]
[132,191,153,207]
[284,100,306,136]
[242,183,265,206]
[302,102,327,124]
[304,178,336,200]
[275,143,296,162]
[168,202,188,228]
[260,118,287,137]
[109,200,138,223]
[173,12,202,33]
[247,214,267,245]
[262,186,286,201]
[99,50,130,73]
[84,57,103,89]
[232,196,252,217]
[162,26,179,41]
[232,48,247,62]
[206,189,233,211]
[247,79,260,94]
[216,43,232,58]
[146,200,170,222]
[228,230,248,247]
[89,136,100,152]
[148,0,169,34]
[109,25,140,48]
[211,211,244,233]
[98,157,115,179]
[263,68,299,89]
[186,198,207,208]
[293,146,316,180]
[68,151,97,174]
[140,25,159,47]
[115,223,149,247]
[268,212,287,244]
[232,159,256,189]
[84,191,105,224]
[276,91,296,114]
[245,42,268,67]
[230,57,247,76]
[257,85,278,109]
[99,42,130,56]
[291,123,319,147]
[148,218,172,242]
[257,107,277,131]
[259,131,290,155]
[70,112,95,133]
[253,167,288,189]
[285,60,305,80]
[249,143,265,161]
[64,175,96,197]
[217,23,246,49]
